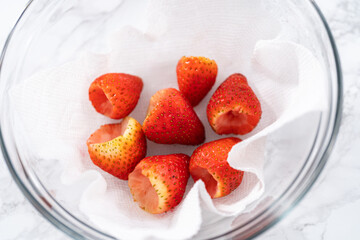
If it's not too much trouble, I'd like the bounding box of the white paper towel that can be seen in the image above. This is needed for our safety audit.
[9,0,326,239]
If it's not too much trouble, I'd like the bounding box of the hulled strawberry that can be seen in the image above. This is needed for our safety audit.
[86,117,147,180]
[176,56,218,106]
[128,154,190,214]
[89,73,143,119]
[207,73,261,135]
[189,137,244,198]
[143,88,205,145]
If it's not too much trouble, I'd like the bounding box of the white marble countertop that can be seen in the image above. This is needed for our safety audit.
[0,0,359,239]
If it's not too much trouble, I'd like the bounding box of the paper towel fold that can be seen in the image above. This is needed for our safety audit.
[9,0,326,239]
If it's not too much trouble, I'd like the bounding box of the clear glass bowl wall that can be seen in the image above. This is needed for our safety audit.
[0,0,341,239]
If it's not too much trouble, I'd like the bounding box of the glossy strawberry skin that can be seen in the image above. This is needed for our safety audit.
[89,73,143,119]
[86,117,147,180]
[189,137,244,198]
[128,154,190,214]
[143,88,205,145]
[207,73,262,135]
[177,56,218,106]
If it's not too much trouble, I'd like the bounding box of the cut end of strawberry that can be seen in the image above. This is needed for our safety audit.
[128,154,190,214]
[128,168,159,214]
[189,137,243,198]
[87,117,130,145]
[86,117,147,180]
[89,73,143,119]
[89,85,115,119]
[214,107,256,135]
[190,166,218,198]
[207,73,262,135]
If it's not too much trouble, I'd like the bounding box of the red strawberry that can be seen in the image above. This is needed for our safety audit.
[86,117,147,180]
[143,88,205,145]
[177,56,218,106]
[89,73,143,119]
[128,154,190,214]
[207,73,261,135]
[189,137,244,198]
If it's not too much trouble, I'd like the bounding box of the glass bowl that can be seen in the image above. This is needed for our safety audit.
[0,0,342,239]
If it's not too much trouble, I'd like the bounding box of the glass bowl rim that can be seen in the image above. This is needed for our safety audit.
[0,0,343,239]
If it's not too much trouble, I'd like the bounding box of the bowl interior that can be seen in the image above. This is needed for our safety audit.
[0,0,341,239]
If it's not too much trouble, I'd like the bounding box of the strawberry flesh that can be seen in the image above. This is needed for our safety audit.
[190,166,218,197]
[128,168,159,213]
[87,118,128,144]
[214,106,256,135]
